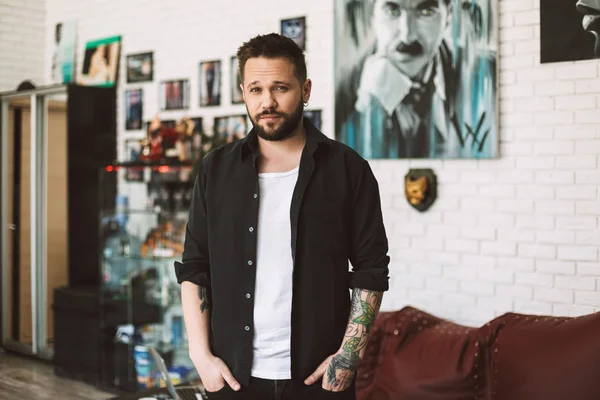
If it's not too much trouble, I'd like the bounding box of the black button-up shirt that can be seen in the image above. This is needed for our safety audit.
[175,118,390,390]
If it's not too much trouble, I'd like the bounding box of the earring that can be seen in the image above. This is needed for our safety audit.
[303,101,309,107]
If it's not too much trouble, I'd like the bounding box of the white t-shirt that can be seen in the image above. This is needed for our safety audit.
[251,166,299,380]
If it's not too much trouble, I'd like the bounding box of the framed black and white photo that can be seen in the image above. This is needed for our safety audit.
[126,52,153,83]
[231,56,244,104]
[541,0,600,63]
[199,60,222,106]
[281,16,306,50]
[160,79,190,110]
[125,89,143,130]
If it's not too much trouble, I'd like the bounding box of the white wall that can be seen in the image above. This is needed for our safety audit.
[42,0,600,326]
[0,0,46,92]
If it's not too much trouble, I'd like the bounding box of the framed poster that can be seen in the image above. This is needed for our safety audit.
[199,60,222,106]
[541,0,600,63]
[159,79,190,110]
[78,35,121,87]
[50,20,77,84]
[126,52,153,83]
[125,89,143,130]
[231,56,244,104]
[123,139,144,181]
[213,115,248,147]
[334,0,498,159]
[281,16,306,50]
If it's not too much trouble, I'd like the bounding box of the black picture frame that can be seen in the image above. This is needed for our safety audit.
[159,79,190,111]
[125,88,143,130]
[540,0,598,63]
[281,16,306,50]
[126,52,153,83]
[123,139,144,182]
[199,60,222,107]
[213,114,248,147]
[230,56,244,104]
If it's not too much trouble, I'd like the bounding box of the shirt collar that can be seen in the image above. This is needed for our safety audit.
[241,116,330,161]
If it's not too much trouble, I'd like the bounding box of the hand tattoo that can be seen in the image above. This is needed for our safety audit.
[198,286,212,313]
[326,289,382,388]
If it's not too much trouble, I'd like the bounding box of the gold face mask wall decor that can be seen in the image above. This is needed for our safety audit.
[405,169,437,212]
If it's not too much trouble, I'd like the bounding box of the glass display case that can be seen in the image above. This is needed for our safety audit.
[98,161,198,392]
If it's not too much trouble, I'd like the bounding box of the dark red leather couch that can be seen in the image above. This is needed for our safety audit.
[356,306,600,400]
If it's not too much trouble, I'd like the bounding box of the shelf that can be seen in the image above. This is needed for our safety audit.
[98,158,194,391]
[104,255,178,263]
[101,208,189,217]
[104,162,195,174]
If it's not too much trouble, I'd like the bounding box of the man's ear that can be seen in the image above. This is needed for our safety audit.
[240,83,245,102]
[303,78,312,103]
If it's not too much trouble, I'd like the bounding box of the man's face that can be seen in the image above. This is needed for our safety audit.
[577,0,600,57]
[373,0,450,78]
[242,57,310,142]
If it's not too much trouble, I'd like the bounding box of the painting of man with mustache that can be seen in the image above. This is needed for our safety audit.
[334,0,498,159]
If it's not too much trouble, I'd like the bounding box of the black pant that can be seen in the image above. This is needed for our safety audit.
[204,377,356,400]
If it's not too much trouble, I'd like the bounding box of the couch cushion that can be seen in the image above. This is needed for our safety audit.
[356,306,495,400]
[489,311,600,400]
[355,311,397,400]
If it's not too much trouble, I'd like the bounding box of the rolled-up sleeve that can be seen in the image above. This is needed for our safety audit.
[174,156,211,288]
[348,159,390,291]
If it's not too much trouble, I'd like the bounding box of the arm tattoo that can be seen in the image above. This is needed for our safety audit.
[197,286,212,313]
[326,289,383,389]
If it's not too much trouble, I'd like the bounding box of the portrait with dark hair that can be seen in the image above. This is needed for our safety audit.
[160,79,189,110]
[200,60,222,106]
[125,88,143,130]
[541,0,600,63]
[231,56,244,104]
[281,16,307,50]
[334,0,498,159]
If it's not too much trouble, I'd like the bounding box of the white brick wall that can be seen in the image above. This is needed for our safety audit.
[0,0,46,91]
[41,0,600,326]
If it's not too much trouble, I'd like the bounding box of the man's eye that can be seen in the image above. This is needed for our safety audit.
[275,86,287,91]
[420,7,435,17]
[249,87,260,93]
[383,3,400,17]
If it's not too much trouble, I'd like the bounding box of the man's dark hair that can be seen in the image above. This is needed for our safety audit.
[236,33,307,84]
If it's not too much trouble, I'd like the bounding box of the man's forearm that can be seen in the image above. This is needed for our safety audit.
[327,289,383,388]
[181,281,212,357]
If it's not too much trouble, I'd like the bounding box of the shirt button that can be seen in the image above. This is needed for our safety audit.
[246,293,251,299]
[245,326,250,331]
[249,227,254,233]
[253,193,258,199]
[247,260,253,266]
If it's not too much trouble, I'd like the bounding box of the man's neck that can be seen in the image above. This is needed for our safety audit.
[257,122,306,173]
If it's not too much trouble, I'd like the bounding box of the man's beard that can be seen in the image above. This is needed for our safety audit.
[248,100,304,142]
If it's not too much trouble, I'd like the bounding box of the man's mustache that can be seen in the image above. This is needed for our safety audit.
[259,109,283,118]
[396,41,424,55]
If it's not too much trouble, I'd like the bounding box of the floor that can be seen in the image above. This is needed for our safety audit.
[0,349,113,400]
